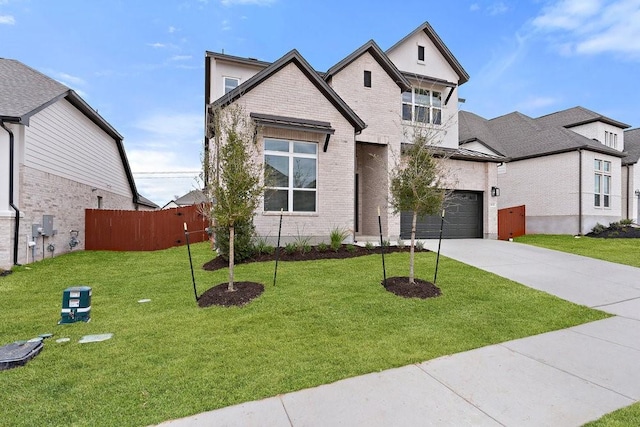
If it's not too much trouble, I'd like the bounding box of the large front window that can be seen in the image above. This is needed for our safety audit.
[264,138,317,212]
[402,88,442,124]
[594,159,611,208]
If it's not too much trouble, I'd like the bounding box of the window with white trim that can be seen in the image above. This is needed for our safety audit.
[402,88,442,124]
[223,77,239,94]
[264,138,317,212]
[594,159,611,208]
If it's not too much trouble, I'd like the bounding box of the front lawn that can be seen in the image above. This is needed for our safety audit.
[0,243,608,426]
[515,235,640,268]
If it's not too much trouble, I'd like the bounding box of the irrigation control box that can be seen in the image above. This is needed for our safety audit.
[59,286,92,324]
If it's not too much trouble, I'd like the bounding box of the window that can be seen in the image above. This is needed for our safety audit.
[402,88,442,124]
[364,70,371,88]
[418,45,425,61]
[224,77,239,94]
[97,196,103,209]
[604,131,618,149]
[594,159,611,208]
[264,138,317,212]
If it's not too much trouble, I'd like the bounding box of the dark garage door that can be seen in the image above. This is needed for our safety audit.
[400,191,483,239]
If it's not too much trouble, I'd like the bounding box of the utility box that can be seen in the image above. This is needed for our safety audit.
[59,286,92,324]
[42,215,54,236]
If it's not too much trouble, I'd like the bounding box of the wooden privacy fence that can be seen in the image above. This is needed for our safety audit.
[85,205,209,251]
[498,205,526,240]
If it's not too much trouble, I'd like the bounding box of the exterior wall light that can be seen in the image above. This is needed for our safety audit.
[491,186,500,197]
[635,189,640,196]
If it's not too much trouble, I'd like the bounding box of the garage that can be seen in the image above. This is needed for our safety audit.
[400,191,483,239]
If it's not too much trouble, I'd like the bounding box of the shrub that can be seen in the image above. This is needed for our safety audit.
[345,244,356,253]
[215,219,255,262]
[397,239,405,248]
[284,243,297,255]
[591,223,607,235]
[316,242,329,252]
[364,242,374,250]
[415,240,425,251]
[620,218,633,226]
[254,236,275,255]
[609,221,623,230]
[329,227,349,251]
[293,234,312,254]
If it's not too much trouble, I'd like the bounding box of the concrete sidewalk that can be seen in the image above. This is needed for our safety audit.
[157,240,640,427]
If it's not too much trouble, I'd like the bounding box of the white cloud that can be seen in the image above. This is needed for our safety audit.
[220,0,276,6]
[532,0,640,58]
[516,96,560,112]
[168,26,176,33]
[148,42,166,48]
[170,55,192,61]
[134,112,202,142]
[470,3,480,12]
[0,14,15,24]
[56,72,86,87]
[488,1,508,15]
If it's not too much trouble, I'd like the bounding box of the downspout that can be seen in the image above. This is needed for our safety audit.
[1,120,20,265]
[578,149,583,235]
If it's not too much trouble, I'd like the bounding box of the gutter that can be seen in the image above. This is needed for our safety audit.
[626,164,631,219]
[1,120,21,265]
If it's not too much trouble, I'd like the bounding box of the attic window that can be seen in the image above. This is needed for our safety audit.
[418,45,425,62]
[224,77,239,94]
[364,70,371,88]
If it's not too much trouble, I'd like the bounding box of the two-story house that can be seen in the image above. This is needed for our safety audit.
[460,106,634,235]
[205,22,503,243]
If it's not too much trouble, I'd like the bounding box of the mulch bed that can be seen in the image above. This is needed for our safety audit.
[198,282,264,308]
[383,277,442,299]
[585,225,640,238]
[200,244,438,307]
[0,269,12,278]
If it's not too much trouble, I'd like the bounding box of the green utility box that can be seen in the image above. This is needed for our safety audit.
[59,286,92,324]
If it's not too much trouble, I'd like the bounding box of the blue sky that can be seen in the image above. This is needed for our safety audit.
[1,0,639,205]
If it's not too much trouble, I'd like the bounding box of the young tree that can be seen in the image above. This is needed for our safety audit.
[205,105,263,291]
[389,127,449,284]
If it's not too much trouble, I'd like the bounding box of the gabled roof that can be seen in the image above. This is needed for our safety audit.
[623,128,640,165]
[0,58,140,205]
[460,110,626,161]
[536,106,631,130]
[174,189,207,205]
[324,40,411,92]
[386,21,470,85]
[210,49,366,133]
[136,194,159,209]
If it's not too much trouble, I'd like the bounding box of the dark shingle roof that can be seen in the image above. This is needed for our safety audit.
[174,189,207,206]
[536,106,630,130]
[136,194,159,209]
[623,128,640,165]
[0,58,69,122]
[459,110,626,161]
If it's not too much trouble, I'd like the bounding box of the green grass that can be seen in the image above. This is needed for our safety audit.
[584,403,640,426]
[0,243,608,426]
[515,235,640,268]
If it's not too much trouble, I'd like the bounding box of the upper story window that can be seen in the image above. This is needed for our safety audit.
[418,45,425,62]
[604,131,618,149]
[264,138,317,213]
[402,88,442,125]
[364,70,372,88]
[594,159,611,208]
[224,77,239,94]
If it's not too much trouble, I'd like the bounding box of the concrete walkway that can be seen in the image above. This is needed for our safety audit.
[157,240,640,427]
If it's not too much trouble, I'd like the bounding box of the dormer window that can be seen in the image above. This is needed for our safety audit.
[418,45,425,62]
[224,77,239,94]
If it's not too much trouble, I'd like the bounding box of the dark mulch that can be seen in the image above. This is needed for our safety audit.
[585,225,640,238]
[0,269,12,278]
[202,244,421,271]
[383,276,442,299]
[198,282,264,308]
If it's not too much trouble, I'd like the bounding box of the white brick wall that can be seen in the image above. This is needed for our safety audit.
[230,62,357,242]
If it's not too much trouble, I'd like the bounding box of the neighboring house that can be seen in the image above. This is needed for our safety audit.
[161,189,206,209]
[459,106,633,235]
[0,58,153,268]
[204,22,503,242]
[623,128,640,223]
